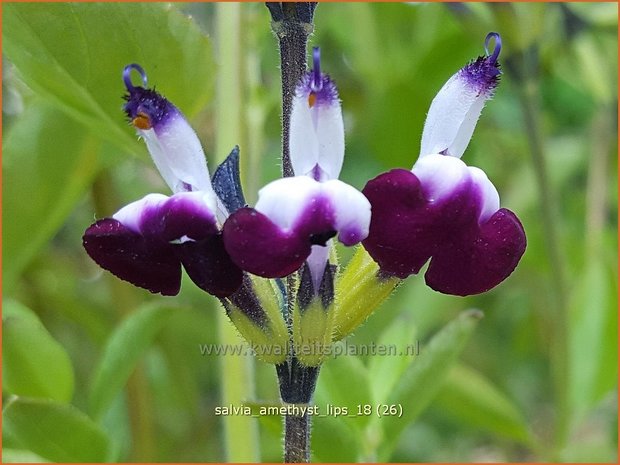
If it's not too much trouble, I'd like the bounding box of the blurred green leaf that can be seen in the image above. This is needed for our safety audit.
[3,2,214,152]
[379,309,483,459]
[317,352,373,430]
[311,353,375,461]
[567,259,618,425]
[2,102,100,293]
[3,397,110,462]
[3,302,75,403]
[368,314,417,404]
[311,412,360,462]
[574,33,617,104]
[490,3,547,52]
[2,448,49,463]
[1,299,41,325]
[434,364,532,444]
[89,303,175,421]
[566,3,618,28]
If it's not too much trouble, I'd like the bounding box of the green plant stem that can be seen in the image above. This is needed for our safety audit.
[91,171,155,461]
[215,3,260,462]
[517,68,569,452]
[244,6,268,202]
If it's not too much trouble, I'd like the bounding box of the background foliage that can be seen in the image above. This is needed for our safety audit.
[2,2,617,462]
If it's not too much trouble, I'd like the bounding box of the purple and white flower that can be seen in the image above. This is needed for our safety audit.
[362,33,526,296]
[83,64,242,297]
[223,48,371,287]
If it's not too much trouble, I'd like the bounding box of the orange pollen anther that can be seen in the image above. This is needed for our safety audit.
[132,112,152,130]
[308,92,317,108]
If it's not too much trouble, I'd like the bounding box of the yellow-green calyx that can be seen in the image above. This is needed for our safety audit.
[224,247,401,367]
[224,276,289,364]
[292,263,336,367]
[333,247,401,341]
[292,297,335,367]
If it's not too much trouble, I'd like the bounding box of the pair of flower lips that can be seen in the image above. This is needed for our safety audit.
[222,176,370,279]
[223,47,371,287]
[83,64,243,297]
[361,32,526,296]
[83,192,241,297]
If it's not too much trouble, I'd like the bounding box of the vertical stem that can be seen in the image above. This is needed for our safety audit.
[585,105,612,257]
[216,2,245,160]
[244,6,267,202]
[284,413,310,463]
[267,4,317,462]
[276,359,319,463]
[268,2,316,177]
[215,3,260,462]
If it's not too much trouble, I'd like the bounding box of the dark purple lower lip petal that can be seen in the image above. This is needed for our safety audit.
[362,169,526,295]
[223,208,311,278]
[425,208,526,296]
[175,234,243,298]
[83,219,181,296]
[362,169,436,278]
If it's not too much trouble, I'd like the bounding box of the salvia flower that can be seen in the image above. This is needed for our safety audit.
[362,33,526,296]
[223,48,371,288]
[83,64,242,297]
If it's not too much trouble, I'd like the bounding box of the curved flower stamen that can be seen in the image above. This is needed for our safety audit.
[485,32,502,64]
[123,63,148,92]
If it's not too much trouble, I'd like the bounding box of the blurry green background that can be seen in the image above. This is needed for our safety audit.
[2,2,617,462]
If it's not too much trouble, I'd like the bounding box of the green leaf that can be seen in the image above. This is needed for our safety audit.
[490,3,547,53]
[311,353,374,461]
[368,314,417,404]
[1,299,41,325]
[316,351,373,430]
[434,364,532,444]
[566,3,618,28]
[2,302,75,403]
[3,397,110,462]
[379,309,483,459]
[2,102,100,293]
[89,303,175,421]
[567,259,618,425]
[2,449,49,463]
[3,2,214,152]
[574,32,617,104]
[311,413,361,462]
